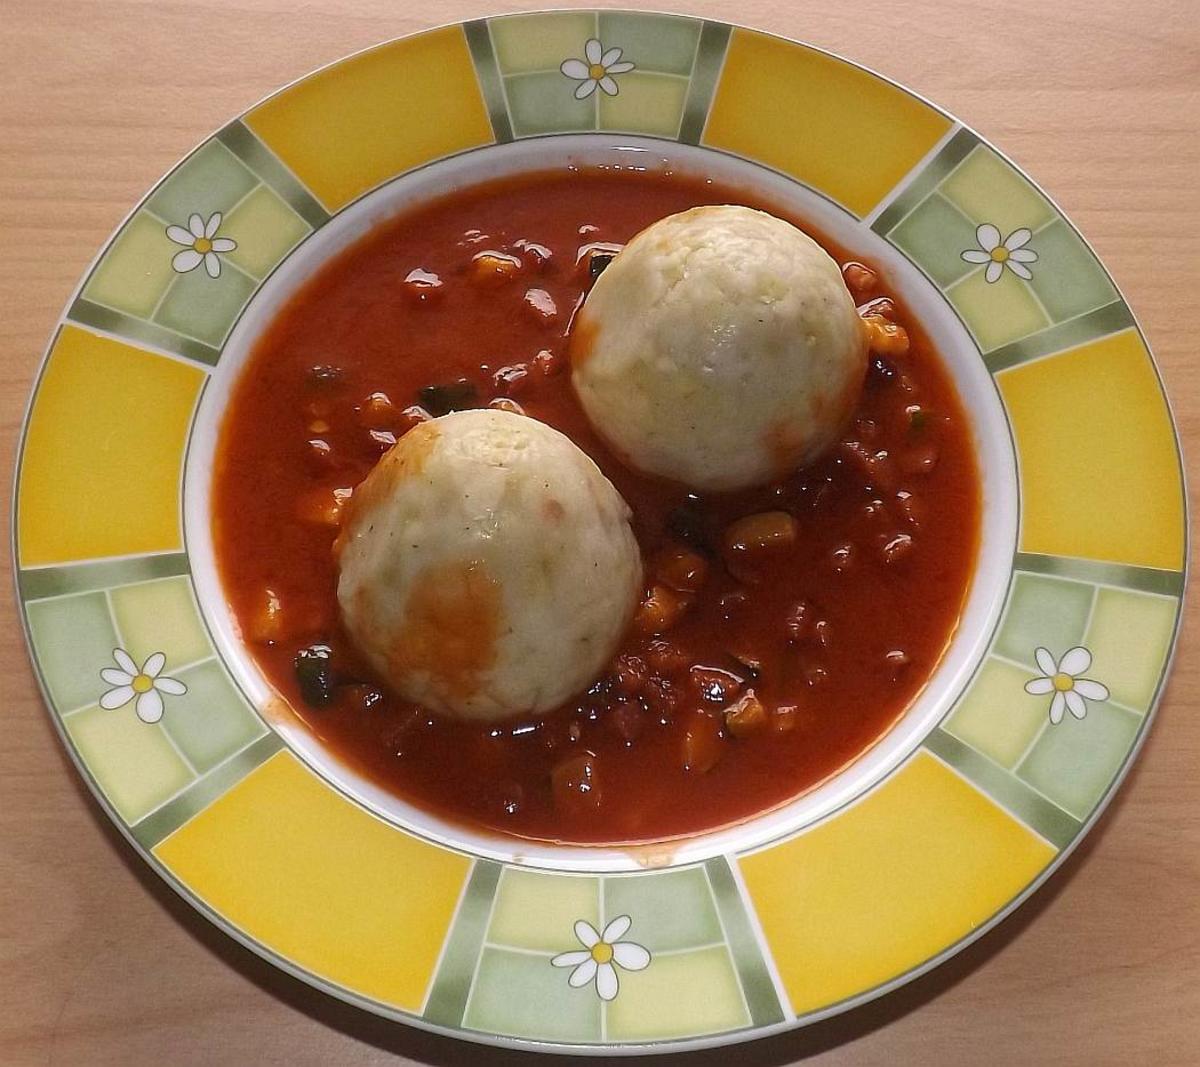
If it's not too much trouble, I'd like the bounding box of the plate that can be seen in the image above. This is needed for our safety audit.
[12,11,1186,1054]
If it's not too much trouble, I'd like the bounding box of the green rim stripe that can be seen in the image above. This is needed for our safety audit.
[18,552,191,602]
[986,302,1136,373]
[465,21,514,144]
[703,857,786,1027]
[423,860,503,1026]
[215,121,331,229]
[135,731,282,849]
[869,126,979,236]
[66,299,221,367]
[1014,552,1184,597]
[679,21,733,145]
[924,728,1080,849]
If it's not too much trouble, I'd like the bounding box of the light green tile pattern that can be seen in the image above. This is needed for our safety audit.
[465,947,601,1041]
[80,213,178,318]
[146,140,258,222]
[152,258,257,346]
[159,660,265,774]
[492,11,702,140]
[944,657,1048,769]
[473,864,754,1043]
[604,867,723,952]
[946,265,1051,351]
[1025,219,1118,321]
[26,592,119,712]
[505,71,596,135]
[489,11,597,72]
[597,12,701,75]
[64,703,194,823]
[1084,588,1177,712]
[222,185,310,279]
[74,131,314,359]
[889,192,979,288]
[1017,702,1141,819]
[597,72,689,136]
[606,946,748,1040]
[941,146,1056,234]
[488,870,599,952]
[994,573,1095,667]
[108,576,210,668]
[880,141,1122,354]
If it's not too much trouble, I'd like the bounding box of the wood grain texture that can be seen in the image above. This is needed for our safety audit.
[1,1,1197,1063]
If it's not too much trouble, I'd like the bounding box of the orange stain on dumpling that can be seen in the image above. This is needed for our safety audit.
[334,420,440,559]
[390,558,502,703]
[566,311,599,371]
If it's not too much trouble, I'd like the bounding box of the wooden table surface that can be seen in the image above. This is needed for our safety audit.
[2,1,1197,1063]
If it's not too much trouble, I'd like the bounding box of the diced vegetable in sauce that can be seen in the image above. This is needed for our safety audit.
[294,644,337,708]
[419,379,478,416]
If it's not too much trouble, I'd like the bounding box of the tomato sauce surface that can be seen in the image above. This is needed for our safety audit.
[213,166,980,844]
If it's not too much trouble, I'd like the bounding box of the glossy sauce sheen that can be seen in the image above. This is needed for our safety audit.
[213,167,980,844]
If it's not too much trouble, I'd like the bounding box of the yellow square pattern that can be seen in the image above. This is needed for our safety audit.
[703,31,952,217]
[739,752,1054,1016]
[997,330,1184,570]
[488,869,598,952]
[245,27,494,212]
[17,326,204,567]
[154,752,471,1011]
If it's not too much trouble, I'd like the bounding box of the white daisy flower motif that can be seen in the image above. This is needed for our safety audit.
[99,649,188,724]
[961,223,1039,283]
[560,38,635,100]
[550,915,650,1001]
[166,212,238,278]
[1024,646,1110,725]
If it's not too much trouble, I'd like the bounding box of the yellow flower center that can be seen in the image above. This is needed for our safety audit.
[1052,672,1074,692]
[588,62,607,79]
[131,673,154,693]
[990,246,1009,263]
[590,941,614,964]
[193,237,213,254]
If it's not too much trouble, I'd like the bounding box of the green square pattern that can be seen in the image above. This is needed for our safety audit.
[474,865,751,1043]
[64,703,194,823]
[944,657,1048,769]
[488,870,599,952]
[994,573,1095,667]
[159,660,265,774]
[604,867,723,952]
[606,946,748,1040]
[1084,588,1177,712]
[1025,219,1118,321]
[80,213,178,318]
[146,140,258,223]
[152,258,257,346]
[490,11,598,72]
[946,265,1051,351]
[941,146,1056,235]
[78,134,313,356]
[222,185,310,279]
[883,143,1119,352]
[597,72,689,137]
[1017,701,1141,819]
[597,12,702,75]
[465,947,601,1041]
[108,576,211,669]
[504,71,597,136]
[889,193,979,288]
[491,11,701,140]
[26,591,119,713]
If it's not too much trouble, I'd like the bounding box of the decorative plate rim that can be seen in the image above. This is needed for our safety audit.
[11,8,1188,1054]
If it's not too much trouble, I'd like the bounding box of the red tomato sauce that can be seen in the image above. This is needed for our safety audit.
[212,166,980,844]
